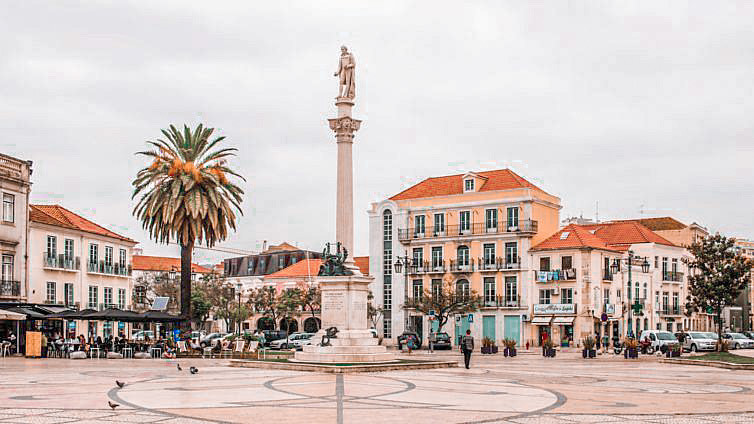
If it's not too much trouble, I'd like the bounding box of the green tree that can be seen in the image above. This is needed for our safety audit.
[190,289,212,331]
[132,124,244,329]
[684,234,753,349]
[299,286,321,332]
[367,290,385,344]
[277,288,303,348]
[249,286,282,330]
[403,275,482,335]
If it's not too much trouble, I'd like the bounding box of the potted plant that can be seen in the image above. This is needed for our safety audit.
[542,339,556,357]
[582,336,596,359]
[243,334,260,351]
[624,338,639,359]
[667,343,682,358]
[717,339,729,352]
[481,337,495,354]
[503,338,517,357]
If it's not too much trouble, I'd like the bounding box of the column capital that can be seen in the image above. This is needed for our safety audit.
[328,116,362,139]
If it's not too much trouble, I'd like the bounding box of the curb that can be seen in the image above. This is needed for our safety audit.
[229,359,458,373]
[660,358,754,370]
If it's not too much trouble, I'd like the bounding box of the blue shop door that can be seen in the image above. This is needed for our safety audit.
[482,316,496,342]
[504,316,521,346]
[455,315,471,345]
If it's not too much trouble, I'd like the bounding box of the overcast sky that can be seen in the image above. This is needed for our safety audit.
[2,1,753,265]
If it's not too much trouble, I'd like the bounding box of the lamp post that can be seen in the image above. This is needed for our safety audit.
[393,252,417,346]
[236,284,242,336]
[610,250,650,340]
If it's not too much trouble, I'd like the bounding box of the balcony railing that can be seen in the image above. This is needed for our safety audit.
[398,220,539,241]
[659,307,682,316]
[603,269,613,281]
[535,268,577,282]
[449,259,474,273]
[87,261,132,276]
[478,256,522,271]
[662,271,684,282]
[483,295,522,308]
[43,253,80,271]
[0,280,21,298]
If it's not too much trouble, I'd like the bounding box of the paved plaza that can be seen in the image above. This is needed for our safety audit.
[2,352,754,424]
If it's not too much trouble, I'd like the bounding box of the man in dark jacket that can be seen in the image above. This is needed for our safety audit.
[461,330,474,369]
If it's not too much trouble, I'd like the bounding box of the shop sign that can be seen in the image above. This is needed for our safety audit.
[534,303,576,315]
[605,304,615,315]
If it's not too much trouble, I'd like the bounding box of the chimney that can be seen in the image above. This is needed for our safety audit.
[262,240,268,252]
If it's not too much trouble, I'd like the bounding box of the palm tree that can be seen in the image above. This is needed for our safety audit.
[132,124,244,329]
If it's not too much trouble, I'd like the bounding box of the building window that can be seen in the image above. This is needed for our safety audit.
[47,236,57,257]
[431,279,441,300]
[459,211,470,233]
[383,318,391,339]
[382,210,393,316]
[247,259,255,274]
[643,283,648,300]
[662,292,669,313]
[64,239,74,261]
[88,286,98,309]
[382,210,392,241]
[654,256,659,268]
[1,254,13,281]
[434,213,445,234]
[505,242,518,265]
[561,256,572,270]
[118,288,126,309]
[655,291,660,310]
[456,245,470,267]
[464,179,474,192]
[505,277,517,305]
[485,209,498,230]
[414,215,425,236]
[561,288,573,304]
[89,244,98,266]
[46,282,56,303]
[119,249,127,267]
[604,288,610,305]
[103,322,112,339]
[483,243,496,266]
[105,246,113,267]
[2,193,14,222]
[431,247,443,269]
[507,207,519,228]
[539,289,551,304]
[64,283,74,306]
[484,277,496,304]
[671,258,678,275]
[662,257,668,275]
[104,287,113,308]
[539,257,551,272]
[278,256,285,269]
[134,286,146,304]
[412,248,423,269]
[412,280,423,300]
[672,292,679,313]
[456,279,470,300]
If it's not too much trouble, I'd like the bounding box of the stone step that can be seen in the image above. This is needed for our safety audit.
[301,344,388,354]
[293,351,396,363]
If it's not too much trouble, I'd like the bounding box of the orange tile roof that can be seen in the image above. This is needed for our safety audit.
[389,169,545,201]
[580,221,677,248]
[262,242,300,253]
[265,259,322,279]
[30,204,135,243]
[611,217,687,231]
[132,255,212,273]
[531,225,623,252]
[354,256,369,276]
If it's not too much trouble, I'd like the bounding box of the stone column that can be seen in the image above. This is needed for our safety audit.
[328,97,362,274]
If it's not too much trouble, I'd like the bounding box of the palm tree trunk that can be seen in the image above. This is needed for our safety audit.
[180,241,194,332]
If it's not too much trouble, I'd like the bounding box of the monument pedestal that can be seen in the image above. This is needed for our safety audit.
[294,274,395,363]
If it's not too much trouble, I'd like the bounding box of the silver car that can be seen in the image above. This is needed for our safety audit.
[269,332,315,350]
[683,332,717,352]
[724,332,754,349]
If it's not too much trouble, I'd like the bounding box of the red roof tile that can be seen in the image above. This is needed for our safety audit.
[132,255,212,273]
[611,217,687,231]
[30,204,135,243]
[531,225,623,252]
[580,221,677,248]
[265,259,322,279]
[389,169,545,201]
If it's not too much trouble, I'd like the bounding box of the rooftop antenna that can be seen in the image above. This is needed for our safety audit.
[639,203,645,216]
[595,201,599,223]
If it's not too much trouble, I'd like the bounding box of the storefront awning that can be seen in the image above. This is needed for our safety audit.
[0,308,25,321]
[531,316,552,325]
[553,316,575,324]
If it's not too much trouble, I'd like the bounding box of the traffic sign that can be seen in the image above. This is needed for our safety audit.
[429,310,436,317]
[601,313,608,322]
[468,314,474,323]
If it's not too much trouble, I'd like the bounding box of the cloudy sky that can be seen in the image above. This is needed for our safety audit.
[2,1,753,265]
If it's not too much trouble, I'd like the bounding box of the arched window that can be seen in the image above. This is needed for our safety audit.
[457,245,470,267]
[456,279,470,300]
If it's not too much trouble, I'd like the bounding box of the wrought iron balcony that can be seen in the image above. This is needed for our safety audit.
[43,253,80,271]
[662,271,684,282]
[398,219,539,241]
[449,259,474,273]
[603,269,613,281]
[483,295,522,308]
[659,307,682,316]
[0,280,21,298]
[535,268,576,282]
[87,261,132,276]
[477,256,522,271]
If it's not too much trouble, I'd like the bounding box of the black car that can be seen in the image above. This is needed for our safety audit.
[262,330,288,347]
[428,332,451,350]
[397,331,422,350]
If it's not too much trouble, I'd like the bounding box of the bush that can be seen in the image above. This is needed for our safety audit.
[543,339,554,350]
[503,338,517,349]
[625,338,639,349]
[717,339,730,352]
[482,337,495,348]
[582,336,596,350]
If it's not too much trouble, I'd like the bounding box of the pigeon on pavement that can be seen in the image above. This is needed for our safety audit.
[108,401,119,410]
[177,363,182,371]
[190,366,198,374]
[115,380,125,388]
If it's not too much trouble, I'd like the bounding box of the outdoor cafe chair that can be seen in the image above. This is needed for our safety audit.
[233,340,245,357]
[1,342,10,357]
[89,346,101,359]
[220,341,233,359]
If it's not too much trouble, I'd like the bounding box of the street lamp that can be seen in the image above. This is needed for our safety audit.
[393,252,417,341]
[610,250,650,339]
[236,284,243,336]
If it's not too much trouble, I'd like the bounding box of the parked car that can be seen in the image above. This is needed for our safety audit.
[269,332,314,350]
[131,330,154,341]
[682,332,718,352]
[397,331,422,350]
[428,332,452,350]
[190,331,206,343]
[723,332,754,349]
[638,330,679,354]
[262,330,288,347]
[200,333,228,348]
[742,331,754,340]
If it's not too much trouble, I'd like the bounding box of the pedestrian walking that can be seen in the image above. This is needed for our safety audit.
[461,330,474,369]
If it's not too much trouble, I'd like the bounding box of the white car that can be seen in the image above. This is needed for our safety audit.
[638,330,679,353]
[269,333,315,350]
[724,332,754,349]
[200,333,228,348]
[683,332,718,352]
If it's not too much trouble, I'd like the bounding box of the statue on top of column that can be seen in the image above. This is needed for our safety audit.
[333,45,355,100]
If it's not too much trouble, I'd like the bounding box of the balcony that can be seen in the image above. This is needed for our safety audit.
[535,268,576,282]
[398,219,539,241]
[478,256,522,271]
[659,307,682,316]
[42,253,80,271]
[87,261,132,277]
[0,280,21,298]
[662,271,684,282]
[449,259,474,273]
[483,295,522,309]
[603,269,613,281]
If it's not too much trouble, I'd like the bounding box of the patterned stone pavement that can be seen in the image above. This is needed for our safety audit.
[1,351,754,423]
